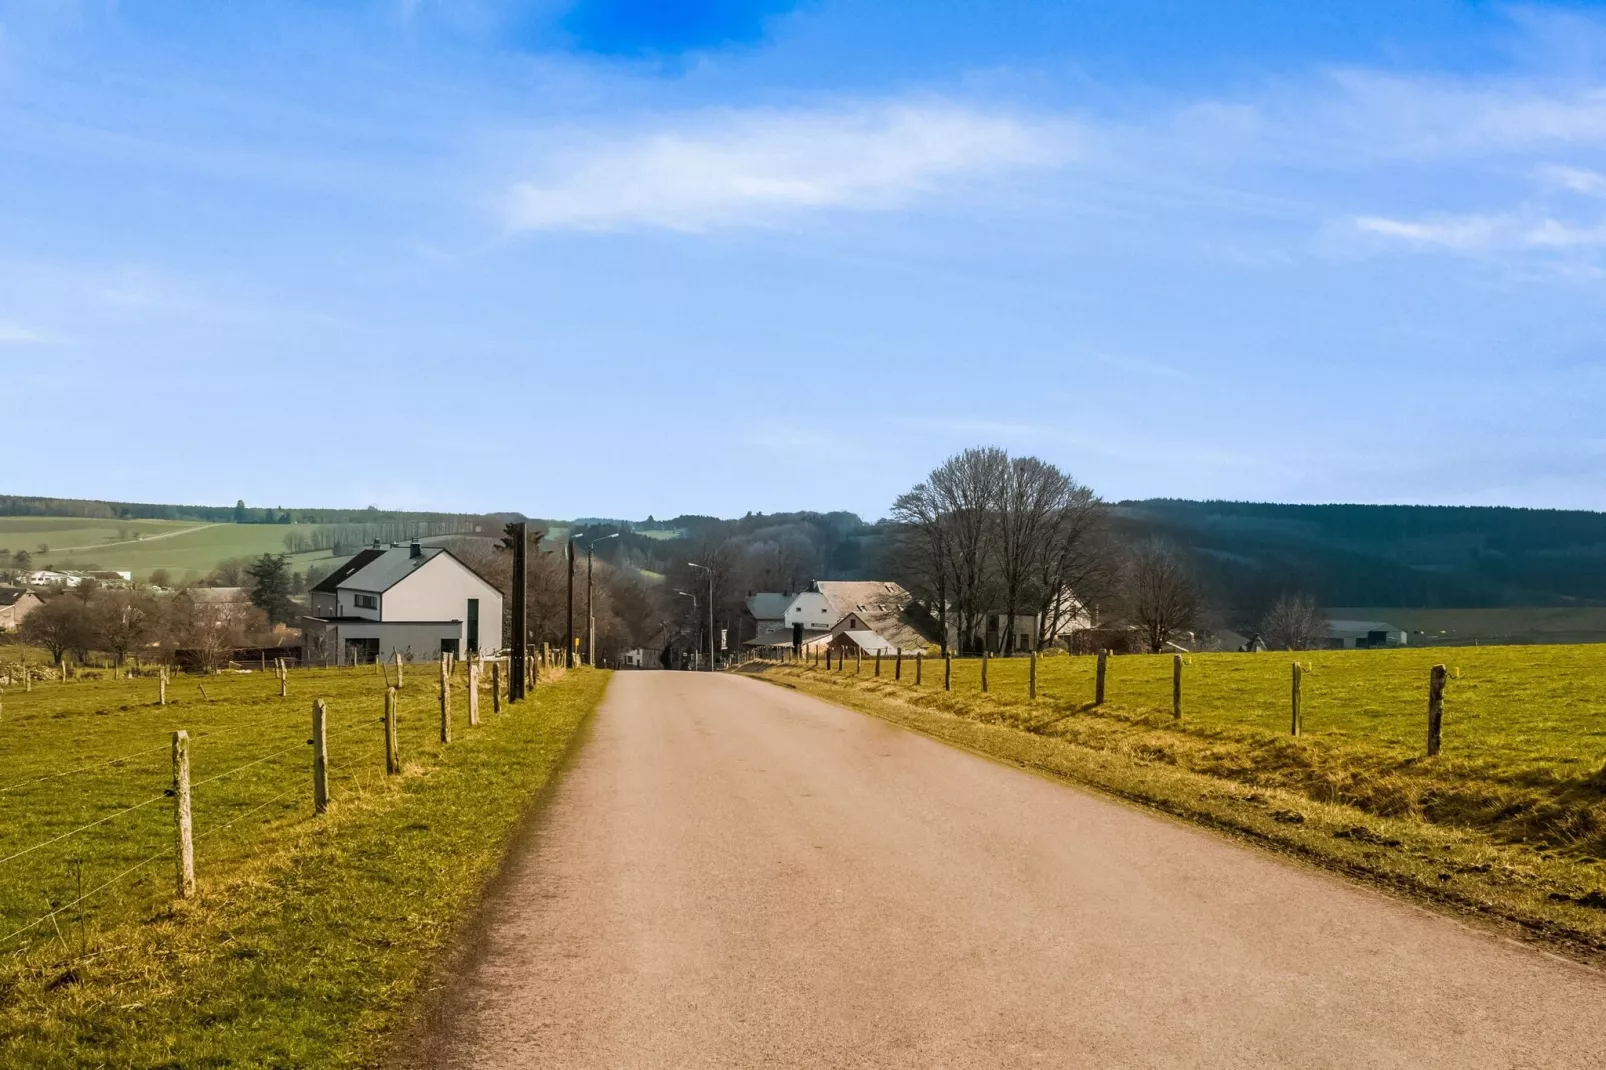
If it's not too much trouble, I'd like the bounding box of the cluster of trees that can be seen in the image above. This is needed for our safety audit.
[15,585,274,672]
[280,519,484,556]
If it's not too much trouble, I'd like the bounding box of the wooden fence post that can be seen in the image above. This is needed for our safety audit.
[394,650,403,689]
[895,648,903,681]
[856,648,862,674]
[914,651,922,686]
[491,660,501,715]
[981,650,990,693]
[1095,650,1108,705]
[1029,650,1038,700]
[172,730,195,899]
[875,650,881,677]
[944,653,951,691]
[1427,664,1446,756]
[158,669,166,707]
[1172,654,1182,720]
[278,658,287,699]
[1291,662,1303,736]
[439,656,452,744]
[468,658,481,727]
[385,687,401,775]
[312,699,329,815]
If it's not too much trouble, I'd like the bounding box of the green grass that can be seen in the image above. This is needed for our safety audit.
[0,518,342,583]
[754,646,1606,956]
[0,663,608,1067]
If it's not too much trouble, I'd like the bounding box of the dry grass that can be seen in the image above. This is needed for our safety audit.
[0,662,607,1068]
[751,645,1606,957]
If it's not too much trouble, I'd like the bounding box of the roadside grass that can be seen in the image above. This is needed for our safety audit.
[751,646,1606,956]
[0,663,608,1068]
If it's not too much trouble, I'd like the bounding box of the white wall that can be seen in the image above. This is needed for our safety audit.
[785,592,834,631]
[382,553,504,654]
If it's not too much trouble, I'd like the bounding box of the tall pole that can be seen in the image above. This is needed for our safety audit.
[708,571,715,671]
[509,521,527,702]
[586,542,595,668]
[565,537,575,669]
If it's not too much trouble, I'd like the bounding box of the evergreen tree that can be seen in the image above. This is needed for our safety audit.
[246,553,295,625]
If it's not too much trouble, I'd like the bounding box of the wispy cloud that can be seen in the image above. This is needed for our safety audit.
[0,321,54,344]
[506,101,1071,232]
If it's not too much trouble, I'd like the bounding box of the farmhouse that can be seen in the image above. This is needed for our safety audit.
[743,592,796,635]
[811,580,941,651]
[300,542,502,666]
[0,587,41,631]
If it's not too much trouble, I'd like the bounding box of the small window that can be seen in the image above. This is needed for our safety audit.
[354,593,378,610]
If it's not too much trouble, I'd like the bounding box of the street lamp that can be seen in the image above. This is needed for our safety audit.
[585,532,621,667]
[687,561,715,672]
[675,590,698,670]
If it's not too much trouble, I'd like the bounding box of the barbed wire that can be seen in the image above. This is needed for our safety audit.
[0,792,170,868]
[0,848,170,951]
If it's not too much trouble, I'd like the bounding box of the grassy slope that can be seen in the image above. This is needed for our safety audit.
[0,518,339,582]
[0,664,608,1068]
[750,646,1606,958]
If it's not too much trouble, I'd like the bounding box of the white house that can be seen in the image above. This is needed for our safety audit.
[300,542,503,666]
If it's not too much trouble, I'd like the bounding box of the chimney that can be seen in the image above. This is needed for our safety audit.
[410,541,422,559]
[372,539,381,550]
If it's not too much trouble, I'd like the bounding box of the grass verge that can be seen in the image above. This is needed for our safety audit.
[0,665,609,1068]
[748,657,1606,961]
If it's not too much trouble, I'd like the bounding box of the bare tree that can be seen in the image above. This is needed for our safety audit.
[995,456,1072,654]
[20,597,92,666]
[1123,539,1201,654]
[1032,480,1114,648]
[889,482,953,655]
[927,447,1007,653]
[95,590,161,668]
[1260,593,1329,651]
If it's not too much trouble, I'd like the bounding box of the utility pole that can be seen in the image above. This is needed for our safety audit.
[688,561,714,671]
[586,532,621,668]
[565,537,575,668]
[508,521,527,702]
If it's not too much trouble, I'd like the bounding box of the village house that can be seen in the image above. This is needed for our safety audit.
[300,542,502,666]
[0,587,42,631]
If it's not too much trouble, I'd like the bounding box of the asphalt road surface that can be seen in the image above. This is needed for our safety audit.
[413,671,1606,1068]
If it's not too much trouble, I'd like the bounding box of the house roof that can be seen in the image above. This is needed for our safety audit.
[745,592,794,621]
[744,626,830,647]
[311,545,471,596]
[310,548,388,593]
[0,587,33,607]
[812,580,939,650]
[831,629,905,654]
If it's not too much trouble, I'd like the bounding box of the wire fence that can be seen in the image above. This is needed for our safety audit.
[0,656,527,963]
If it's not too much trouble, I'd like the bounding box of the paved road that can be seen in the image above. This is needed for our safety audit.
[414,671,1606,1068]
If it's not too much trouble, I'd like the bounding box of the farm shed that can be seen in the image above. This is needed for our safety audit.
[1324,620,1408,649]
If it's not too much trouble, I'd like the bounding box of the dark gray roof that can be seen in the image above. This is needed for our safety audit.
[745,593,794,621]
[312,545,494,598]
[0,587,30,607]
[311,549,386,593]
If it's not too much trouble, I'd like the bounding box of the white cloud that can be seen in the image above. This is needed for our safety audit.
[0,321,52,344]
[506,101,1071,232]
[1355,210,1606,252]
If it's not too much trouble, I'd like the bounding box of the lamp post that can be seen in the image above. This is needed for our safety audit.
[585,532,621,667]
[565,537,575,668]
[688,561,715,672]
[675,590,698,670]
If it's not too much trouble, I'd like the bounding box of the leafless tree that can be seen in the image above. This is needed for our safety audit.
[889,482,953,654]
[1260,592,1329,651]
[21,597,91,666]
[1032,480,1114,648]
[927,447,1007,653]
[1123,538,1201,654]
[95,590,161,668]
[995,456,1072,654]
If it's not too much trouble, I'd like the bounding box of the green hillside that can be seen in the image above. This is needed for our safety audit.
[0,518,342,583]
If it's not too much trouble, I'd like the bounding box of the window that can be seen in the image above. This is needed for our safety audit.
[354,593,377,610]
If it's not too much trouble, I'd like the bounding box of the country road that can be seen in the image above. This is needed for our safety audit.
[412,671,1606,1068]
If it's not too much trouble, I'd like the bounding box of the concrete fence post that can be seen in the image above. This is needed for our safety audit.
[439,655,452,744]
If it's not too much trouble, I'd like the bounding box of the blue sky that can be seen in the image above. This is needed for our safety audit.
[4,1,1606,519]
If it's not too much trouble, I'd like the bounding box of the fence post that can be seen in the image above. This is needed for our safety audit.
[439,655,452,744]
[944,653,951,691]
[856,648,862,674]
[895,648,903,681]
[158,669,167,707]
[1029,651,1038,700]
[981,650,989,693]
[312,699,329,815]
[172,730,195,899]
[385,687,401,775]
[915,651,922,686]
[875,650,881,677]
[394,650,403,689]
[1291,662,1302,736]
[1427,664,1446,756]
[1172,654,1182,720]
[491,660,501,715]
[278,658,287,698]
[468,658,481,727]
[1095,650,1108,705]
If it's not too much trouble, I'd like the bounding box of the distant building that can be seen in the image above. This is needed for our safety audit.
[744,592,796,635]
[300,542,503,666]
[20,569,78,588]
[0,588,42,631]
[1325,620,1408,649]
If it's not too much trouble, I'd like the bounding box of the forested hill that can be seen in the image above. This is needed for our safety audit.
[1111,500,1606,611]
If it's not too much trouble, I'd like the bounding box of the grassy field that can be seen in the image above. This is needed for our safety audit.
[1332,606,1606,647]
[0,662,607,1068]
[753,645,1606,956]
[0,517,344,583]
